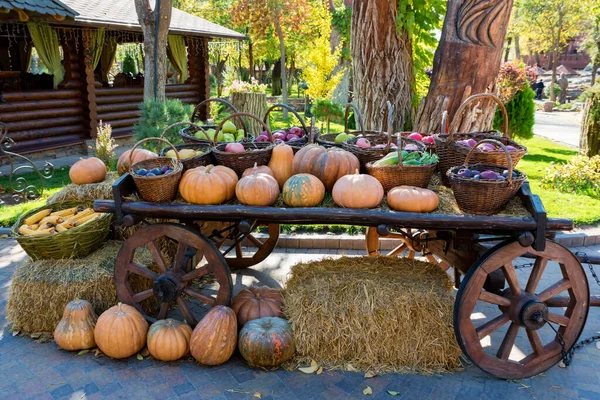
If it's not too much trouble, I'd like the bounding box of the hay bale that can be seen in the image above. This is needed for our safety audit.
[47,172,118,204]
[6,241,156,334]
[283,256,461,374]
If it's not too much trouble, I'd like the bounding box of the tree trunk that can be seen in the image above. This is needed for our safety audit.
[248,38,254,79]
[550,49,558,102]
[272,58,282,96]
[351,0,413,132]
[134,0,173,102]
[504,37,512,62]
[580,91,600,157]
[274,10,288,119]
[230,92,268,134]
[414,0,513,134]
[592,64,598,86]
[514,35,521,60]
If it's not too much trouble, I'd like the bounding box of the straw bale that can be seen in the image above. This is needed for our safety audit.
[6,241,156,334]
[47,172,118,204]
[283,256,461,374]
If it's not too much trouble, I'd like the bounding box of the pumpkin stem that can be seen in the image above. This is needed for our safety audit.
[167,319,173,327]
[355,169,359,175]
[205,165,214,173]
[253,162,258,169]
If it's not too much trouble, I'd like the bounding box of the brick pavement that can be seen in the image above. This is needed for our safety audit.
[1,239,600,400]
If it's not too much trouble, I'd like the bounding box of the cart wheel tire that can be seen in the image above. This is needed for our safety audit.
[213,223,280,270]
[454,239,589,380]
[114,223,233,327]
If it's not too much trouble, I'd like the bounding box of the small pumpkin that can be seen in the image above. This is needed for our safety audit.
[117,148,157,175]
[53,298,97,351]
[238,317,295,368]
[231,286,284,327]
[189,306,237,366]
[332,170,384,208]
[94,303,149,359]
[147,319,192,362]
[242,163,275,178]
[282,174,325,207]
[268,144,294,188]
[387,186,439,212]
[179,165,238,205]
[69,157,106,185]
[236,173,280,206]
[292,144,359,190]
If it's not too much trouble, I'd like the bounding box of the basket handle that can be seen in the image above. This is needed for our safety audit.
[397,134,403,167]
[447,93,509,137]
[263,103,309,136]
[463,138,514,186]
[441,110,449,134]
[381,100,394,151]
[190,97,249,135]
[160,122,211,144]
[308,117,316,144]
[344,103,365,134]
[215,112,273,146]
[129,137,181,171]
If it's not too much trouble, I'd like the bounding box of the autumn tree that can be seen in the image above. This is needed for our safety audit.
[135,0,173,101]
[582,6,600,85]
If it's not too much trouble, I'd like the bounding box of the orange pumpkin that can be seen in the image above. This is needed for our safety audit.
[53,298,97,351]
[231,286,284,327]
[117,149,157,175]
[292,144,359,190]
[242,163,275,178]
[268,144,294,188]
[69,157,106,185]
[282,174,325,207]
[189,306,237,366]
[94,303,149,359]
[236,173,280,206]
[332,171,384,208]
[147,319,192,362]
[179,165,238,205]
[386,186,439,212]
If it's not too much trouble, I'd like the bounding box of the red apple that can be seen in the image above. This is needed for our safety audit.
[407,132,423,141]
[356,138,371,148]
[225,143,245,153]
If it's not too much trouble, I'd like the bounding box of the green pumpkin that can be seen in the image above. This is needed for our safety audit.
[238,317,295,368]
[282,174,325,207]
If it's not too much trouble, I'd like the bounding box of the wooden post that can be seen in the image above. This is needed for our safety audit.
[82,29,98,138]
[187,38,210,121]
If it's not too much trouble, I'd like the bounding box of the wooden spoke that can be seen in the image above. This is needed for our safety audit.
[525,257,548,294]
[388,243,408,257]
[217,223,279,270]
[537,279,572,302]
[176,296,197,326]
[128,263,159,281]
[479,291,512,307]
[235,243,243,259]
[502,263,521,296]
[146,240,167,273]
[546,312,570,327]
[157,302,170,320]
[247,234,263,248]
[172,241,188,272]
[182,265,210,282]
[408,249,416,259]
[526,330,545,356]
[497,322,519,360]
[183,287,215,306]
[131,289,154,303]
[476,313,510,339]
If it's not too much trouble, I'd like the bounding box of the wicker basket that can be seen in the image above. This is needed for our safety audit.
[447,139,527,215]
[212,112,274,176]
[130,138,183,202]
[180,98,247,144]
[264,103,310,148]
[316,103,367,148]
[11,200,112,260]
[434,93,527,186]
[366,136,437,192]
[399,131,436,153]
[160,122,213,170]
[289,117,317,154]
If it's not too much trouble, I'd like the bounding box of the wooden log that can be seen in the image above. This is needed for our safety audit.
[172,96,200,105]
[545,295,600,308]
[2,90,80,102]
[82,29,98,137]
[165,90,199,99]
[96,102,141,113]
[5,116,83,132]
[96,87,144,96]
[230,92,268,132]
[8,124,86,142]
[96,94,144,105]
[3,133,86,154]
[110,126,134,137]
[166,84,199,92]
[107,118,141,129]
[97,110,141,122]
[0,107,82,122]
[0,98,80,113]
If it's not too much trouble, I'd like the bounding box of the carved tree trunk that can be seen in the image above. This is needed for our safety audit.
[414,0,513,134]
[230,92,268,134]
[580,92,600,157]
[135,0,173,102]
[351,0,413,132]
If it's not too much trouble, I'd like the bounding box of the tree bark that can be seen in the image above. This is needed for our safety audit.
[414,0,513,134]
[248,38,254,79]
[351,0,413,132]
[274,9,288,119]
[592,64,598,86]
[514,35,521,60]
[134,0,173,102]
[550,48,558,102]
[504,37,512,62]
[272,58,282,96]
[230,92,268,134]
[580,92,600,157]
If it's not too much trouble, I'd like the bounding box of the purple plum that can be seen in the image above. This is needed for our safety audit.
[505,145,517,151]
[480,170,499,180]
[457,168,473,178]
[160,165,170,174]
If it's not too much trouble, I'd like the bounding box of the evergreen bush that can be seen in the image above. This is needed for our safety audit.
[132,99,194,152]
[493,87,535,139]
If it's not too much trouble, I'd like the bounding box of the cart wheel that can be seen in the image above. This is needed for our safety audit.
[454,240,589,379]
[212,223,280,270]
[365,227,450,270]
[115,223,233,327]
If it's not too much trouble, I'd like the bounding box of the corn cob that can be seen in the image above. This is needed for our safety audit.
[73,212,102,227]
[24,209,51,225]
[28,227,55,236]
[28,224,39,230]
[71,208,94,221]
[55,224,69,232]
[18,226,55,236]
[40,216,64,225]
[56,220,75,230]
[51,207,81,217]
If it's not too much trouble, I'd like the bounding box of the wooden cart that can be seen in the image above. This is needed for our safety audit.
[94,173,600,380]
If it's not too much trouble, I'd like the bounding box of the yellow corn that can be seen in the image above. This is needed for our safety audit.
[24,209,51,225]
[28,227,55,236]
[73,212,101,227]
[18,225,32,235]
[36,222,52,230]
[57,220,75,230]
[40,216,64,225]
[55,224,69,232]
[71,208,94,222]
[18,226,54,236]
[28,224,39,230]
[51,207,81,217]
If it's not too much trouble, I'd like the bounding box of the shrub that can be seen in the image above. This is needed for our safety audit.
[312,99,344,134]
[541,155,600,198]
[95,121,117,170]
[122,53,137,76]
[224,78,266,94]
[132,99,194,152]
[544,83,561,99]
[493,87,535,139]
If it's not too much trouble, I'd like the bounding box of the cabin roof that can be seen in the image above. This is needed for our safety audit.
[0,0,77,17]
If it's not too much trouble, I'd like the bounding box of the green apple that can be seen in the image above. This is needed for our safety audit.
[196,128,215,140]
[334,132,355,143]
[236,129,245,141]
[222,121,237,134]
[223,133,235,143]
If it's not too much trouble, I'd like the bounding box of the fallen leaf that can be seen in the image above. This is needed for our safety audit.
[316,366,323,375]
[299,360,319,374]
[558,361,566,368]
[77,350,89,356]
[387,391,400,396]
[12,331,19,337]
[364,370,377,379]
[136,354,143,361]
[226,389,249,394]
[550,386,563,390]
[346,364,359,372]
[596,341,600,350]
[140,348,150,357]
[30,332,42,339]
[253,392,262,399]
[518,383,530,390]
[363,386,372,395]
[94,349,103,358]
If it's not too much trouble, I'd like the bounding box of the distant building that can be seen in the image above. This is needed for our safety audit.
[524,35,591,70]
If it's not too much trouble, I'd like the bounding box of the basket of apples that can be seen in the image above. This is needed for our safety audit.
[447,139,527,215]
[160,122,213,170]
[399,132,436,152]
[212,112,274,177]
[317,103,364,148]
[263,103,310,150]
[180,98,248,145]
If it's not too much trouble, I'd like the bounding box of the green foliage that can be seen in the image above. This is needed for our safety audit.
[312,98,344,133]
[132,99,194,152]
[542,155,600,198]
[122,53,137,75]
[331,5,352,61]
[494,87,535,139]
[95,121,118,170]
[544,84,561,98]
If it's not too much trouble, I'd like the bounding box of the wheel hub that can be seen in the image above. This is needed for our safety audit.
[518,299,548,330]
[153,273,181,303]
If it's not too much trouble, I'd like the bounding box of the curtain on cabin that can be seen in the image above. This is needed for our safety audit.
[167,35,188,83]
[26,22,64,88]
[100,37,118,83]
[90,29,105,70]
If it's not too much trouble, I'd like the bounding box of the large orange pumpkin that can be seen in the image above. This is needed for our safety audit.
[282,174,325,207]
[117,149,157,175]
[268,144,294,188]
[69,157,106,185]
[94,303,149,359]
[179,165,238,205]
[238,317,295,368]
[386,186,439,212]
[231,286,284,327]
[236,173,280,206]
[53,298,97,351]
[292,144,359,190]
[332,171,384,208]
[147,319,192,362]
[242,163,274,178]
[189,306,237,366]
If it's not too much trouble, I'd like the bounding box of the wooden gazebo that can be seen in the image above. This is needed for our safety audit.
[0,0,245,155]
